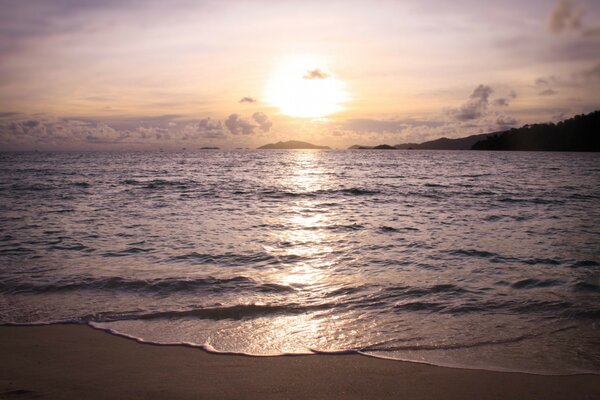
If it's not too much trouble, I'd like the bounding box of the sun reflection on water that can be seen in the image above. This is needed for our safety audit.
[268,151,336,287]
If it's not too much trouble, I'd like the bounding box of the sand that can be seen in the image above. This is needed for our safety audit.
[0,324,598,399]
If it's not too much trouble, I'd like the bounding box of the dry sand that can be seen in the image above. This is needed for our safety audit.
[1,324,598,399]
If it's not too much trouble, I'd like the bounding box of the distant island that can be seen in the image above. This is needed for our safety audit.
[472,111,599,151]
[348,111,599,152]
[349,144,397,150]
[257,140,331,149]
[200,146,220,150]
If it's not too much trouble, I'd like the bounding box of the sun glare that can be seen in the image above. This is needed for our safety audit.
[264,56,349,118]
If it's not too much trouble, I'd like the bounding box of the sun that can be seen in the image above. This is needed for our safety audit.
[264,56,349,118]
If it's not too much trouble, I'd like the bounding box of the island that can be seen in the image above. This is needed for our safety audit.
[257,140,331,149]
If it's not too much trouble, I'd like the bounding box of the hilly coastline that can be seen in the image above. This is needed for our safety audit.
[472,111,599,151]
[350,133,497,150]
[349,111,599,152]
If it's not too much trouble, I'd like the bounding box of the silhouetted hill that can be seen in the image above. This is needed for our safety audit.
[472,111,600,151]
[349,144,396,149]
[395,133,494,150]
[257,140,330,149]
[350,133,494,150]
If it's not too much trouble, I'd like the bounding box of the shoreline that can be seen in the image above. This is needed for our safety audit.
[2,325,599,399]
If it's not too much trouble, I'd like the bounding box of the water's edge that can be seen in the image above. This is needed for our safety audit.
[2,321,597,377]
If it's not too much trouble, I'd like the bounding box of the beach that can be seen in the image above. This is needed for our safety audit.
[1,324,598,400]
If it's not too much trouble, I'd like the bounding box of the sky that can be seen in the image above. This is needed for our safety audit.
[0,0,599,150]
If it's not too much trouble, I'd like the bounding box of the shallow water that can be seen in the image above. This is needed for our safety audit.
[1,150,599,374]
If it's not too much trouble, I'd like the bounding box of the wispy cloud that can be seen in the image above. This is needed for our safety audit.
[303,69,329,80]
[539,88,558,96]
[449,85,494,121]
[239,97,257,104]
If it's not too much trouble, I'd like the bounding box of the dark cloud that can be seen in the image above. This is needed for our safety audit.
[539,88,558,96]
[303,69,329,80]
[224,114,255,135]
[496,115,518,130]
[239,97,257,104]
[491,90,517,107]
[549,0,582,33]
[22,120,40,128]
[581,62,600,80]
[549,0,600,37]
[450,84,493,121]
[0,112,20,119]
[251,112,272,132]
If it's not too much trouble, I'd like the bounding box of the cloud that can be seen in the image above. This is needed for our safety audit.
[197,118,225,138]
[0,117,129,147]
[224,114,255,135]
[339,118,445,134]
[303,68,329,80]
[251,112,272,132]
[491,89,518,107]
[539,88,558,96]
[581,62,600,80]
[449,84,493,121]
[549,0,600,37]
[0,112,20,119]
[549,0,582,33]
[496,115,518,130]
[340,119,405,133]
[239,97,257,104]
[0,114,234,149]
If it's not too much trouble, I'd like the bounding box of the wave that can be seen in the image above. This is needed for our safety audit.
[165,251,303,265]
[235,187,381,199]
[447,249,566,266]
[510,278,563,289]
[360,326,576,352]
[378,226,419,233]
[119,179,192,190]
[96,303,328,322]
[9,183,54,192]
[0,276,295,295]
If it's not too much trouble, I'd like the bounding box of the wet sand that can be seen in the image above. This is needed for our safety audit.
[1,324,598,399]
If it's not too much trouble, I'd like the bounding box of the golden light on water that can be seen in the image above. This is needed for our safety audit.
[264,56,349,118]
[267,151,334,286]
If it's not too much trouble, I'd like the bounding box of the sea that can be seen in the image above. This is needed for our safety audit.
[1,150,599,375]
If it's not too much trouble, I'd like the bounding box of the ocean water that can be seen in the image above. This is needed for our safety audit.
[0,150,599,374]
